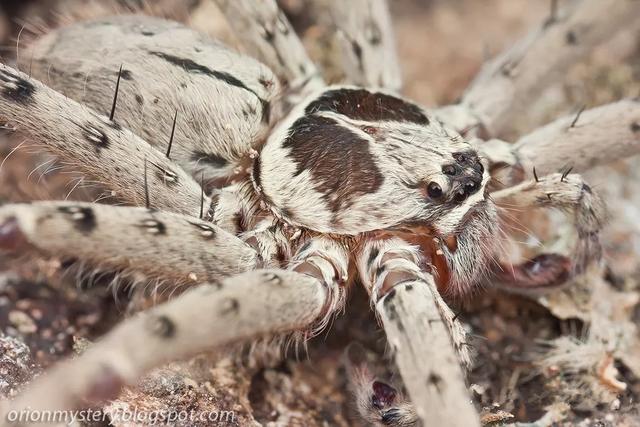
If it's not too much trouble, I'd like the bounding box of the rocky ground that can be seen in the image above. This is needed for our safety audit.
[0,1,639,426]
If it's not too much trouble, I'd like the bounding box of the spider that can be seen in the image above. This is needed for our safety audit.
[0,0,638,425]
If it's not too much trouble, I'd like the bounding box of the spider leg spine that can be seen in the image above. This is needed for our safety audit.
[475,100,640,188]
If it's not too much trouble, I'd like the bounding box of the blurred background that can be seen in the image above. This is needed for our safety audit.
[0,1,638,426]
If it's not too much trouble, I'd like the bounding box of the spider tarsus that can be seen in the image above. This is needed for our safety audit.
[166,110,178,159]
[109,64,123,122]
[533,166,539,182]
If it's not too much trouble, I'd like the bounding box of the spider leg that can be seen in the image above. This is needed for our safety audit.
[356,238,480,427]
[325,0,402,92]
[213,0,325,103]
[473,99,640,189]
[438,0,640,137]
[0,202,258,285]
[0,63,207,216]
[491,172,606,291]
[511,100,640,182]
[0,269,328,418]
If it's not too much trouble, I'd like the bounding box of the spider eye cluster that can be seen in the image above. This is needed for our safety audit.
[426,151,484,204]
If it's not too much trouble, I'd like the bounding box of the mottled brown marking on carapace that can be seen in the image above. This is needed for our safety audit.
[281,114,384,213]
[305,88,429,125]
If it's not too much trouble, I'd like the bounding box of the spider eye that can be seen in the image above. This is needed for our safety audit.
[465,181,478,195]
[427,182,443,199]
[453,153,466,163]
[454,189,467,202]
[442,164,457,176]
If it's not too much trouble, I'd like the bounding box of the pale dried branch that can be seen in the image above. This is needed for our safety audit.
[377,281,479,427]
[327,0,402,91]
[459,0,640,138]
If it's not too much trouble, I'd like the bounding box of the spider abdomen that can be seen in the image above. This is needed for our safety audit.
[22,15,279,182]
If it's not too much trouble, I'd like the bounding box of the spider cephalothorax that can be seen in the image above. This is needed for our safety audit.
[0,1,635,425]
[256,85,499,294]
